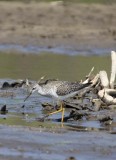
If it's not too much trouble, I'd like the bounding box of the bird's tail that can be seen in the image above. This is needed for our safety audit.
[78,82,91,90]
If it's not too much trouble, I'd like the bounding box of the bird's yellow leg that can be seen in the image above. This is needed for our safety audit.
[48,102,65,123]
[61,107,65,123]
[48,107,63,115]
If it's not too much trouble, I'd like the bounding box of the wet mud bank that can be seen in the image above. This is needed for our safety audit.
[0,2,116,54]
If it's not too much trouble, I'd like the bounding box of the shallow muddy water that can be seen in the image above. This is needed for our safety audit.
[0,52,110,80]
[0,52,116,160]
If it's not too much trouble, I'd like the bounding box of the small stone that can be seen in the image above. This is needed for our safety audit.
[66,156,77,160]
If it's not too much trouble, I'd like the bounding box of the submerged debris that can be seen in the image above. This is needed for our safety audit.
[66,156,77,160]
[41,102,55,111]
[92,99,102,111]
[0,105,8,114]
[98,115,113,125]
[1,80,25,89]
[1,79,32,89]
[69,109,89,121]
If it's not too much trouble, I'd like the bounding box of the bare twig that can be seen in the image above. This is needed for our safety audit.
[86,67,94,78]
[38,76,46,84]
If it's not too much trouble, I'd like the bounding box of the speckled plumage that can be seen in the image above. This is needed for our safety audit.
[56,81,86,96]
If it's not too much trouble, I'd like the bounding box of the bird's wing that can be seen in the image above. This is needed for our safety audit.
[56,82,90,96]
[56,82,79,96]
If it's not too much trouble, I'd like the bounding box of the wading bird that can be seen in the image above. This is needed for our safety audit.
[24,79,91,123]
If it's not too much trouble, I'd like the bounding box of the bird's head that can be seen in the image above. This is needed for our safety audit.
[31,83,40,93]
[24,76,45,102]
[24,83,39,102]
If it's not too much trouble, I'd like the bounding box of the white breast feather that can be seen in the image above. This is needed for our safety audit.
[50,86,58,98]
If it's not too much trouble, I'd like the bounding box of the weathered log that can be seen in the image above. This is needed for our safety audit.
[99,71,109,88]
[110,51,116,89]
[98,89,116,104]
[98,52,116,105]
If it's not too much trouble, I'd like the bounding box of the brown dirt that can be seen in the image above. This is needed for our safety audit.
[0,1,116,49]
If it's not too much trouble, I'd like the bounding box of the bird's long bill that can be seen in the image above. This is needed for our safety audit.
[24,92,32,102]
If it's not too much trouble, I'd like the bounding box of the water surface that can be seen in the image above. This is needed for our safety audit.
[0,52,110,80]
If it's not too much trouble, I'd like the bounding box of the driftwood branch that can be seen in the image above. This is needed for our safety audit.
[86,67,94,78]
[99,71,109,88]
[91,74,100,86]
[98,89,116,105]
[110,51,116,89]
[80,74,100,96]
[98,51,116,105]
[83,67,94,84]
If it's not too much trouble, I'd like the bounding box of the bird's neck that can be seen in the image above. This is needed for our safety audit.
[37,85,47,96]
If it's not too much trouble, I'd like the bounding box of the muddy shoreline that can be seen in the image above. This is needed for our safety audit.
[0,124,115,160]
[0,2,116,52]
